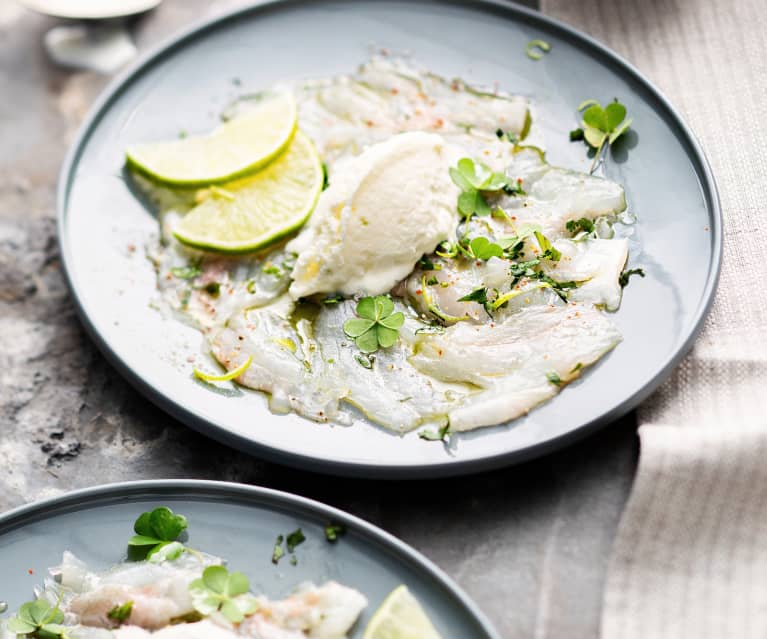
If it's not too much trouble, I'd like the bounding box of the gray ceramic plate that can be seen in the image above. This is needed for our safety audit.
[58,0,721,477]
[0,480,499,638]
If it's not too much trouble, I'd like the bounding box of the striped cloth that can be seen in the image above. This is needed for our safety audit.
[540,0,767,636]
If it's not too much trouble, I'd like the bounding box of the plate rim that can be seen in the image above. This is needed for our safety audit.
[0,479,502,639]
[56,0,723,478]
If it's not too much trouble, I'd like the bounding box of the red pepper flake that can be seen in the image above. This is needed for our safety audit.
[127,243,136,253]
[365,120,375,127]
[415,289,423,295]
[517,178,524,185]
[434,118,444,129]
[28,569,34,575]
[511,215,517,221]
[438,349,443,356]
[391,88,399,95]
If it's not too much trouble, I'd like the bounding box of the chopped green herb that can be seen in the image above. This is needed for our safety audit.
[171,265,201,280]
[7,600,65,638]
[286,528,306,552]
[272,535,285,564]
[575,98,633,171]
[534,231,561,261]
[262,264,282,276]
[290,555,298,566]
[570,362,583,374]
[495,128,519,144]
[415,322,445,335]
[354,352,374,369]
[202,282,221,297]
[107,601,133,625]
[418,256,441,271]
[425,276,438,286]
[526,39,551,60]
[189,566,258,623]
[343,296,404,353]
[325,523,346,542]
[569,127,585,141]
[435,240,460,258]
[419,423,450,442]
[619,267,645,287]
[457,287,488,305]
[546,372,562,386]
[322,293,345,305]
[565,218,595,235]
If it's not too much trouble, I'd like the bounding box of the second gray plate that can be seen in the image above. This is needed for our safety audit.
[58,0,721,477]
[0,480,499,637]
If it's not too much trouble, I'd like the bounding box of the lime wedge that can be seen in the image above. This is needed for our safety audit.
[126,92,297,186]
[363,585,442,639]
[173,131,323,253]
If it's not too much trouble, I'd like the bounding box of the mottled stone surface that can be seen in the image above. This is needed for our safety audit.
[0,2,638,637]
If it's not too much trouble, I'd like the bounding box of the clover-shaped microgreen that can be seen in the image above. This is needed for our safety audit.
[189,566,258,623]
[128,506,188,561]
[343,296,404,354]
[449,158,512,219]
[572,99,632,171]
[467,237,503,260]
[7,599,66,639]
[107,601,133,625]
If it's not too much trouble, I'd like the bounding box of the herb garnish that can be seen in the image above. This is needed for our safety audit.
[189,566,258,623]
[286,528,306,553]
[573,98,632,171]
[457,287,489,306]
[526,39,551,60]
[495,128,519,144]
[7,600,66,638]
[546,372,562,386]
[418,256,441,271]
[467,237,503,260]
[325,523,346,542]
[534,230,561,261]
[107,602,133,625]
[419,423,450,442]
[569,128,585,141]
[343,296,405,353]
[171,265,201,280]
[619,267,645,287]
[271,535,285,564]
[565,218,595,236]
[322,293,345,305]
[127,506,188,562]
[449,158,516,219]
[271,528,306,565]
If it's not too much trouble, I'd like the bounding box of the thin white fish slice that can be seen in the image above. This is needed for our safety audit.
[410,303,622,431]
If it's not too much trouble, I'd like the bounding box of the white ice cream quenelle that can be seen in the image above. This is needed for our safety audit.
[287,131,461,298]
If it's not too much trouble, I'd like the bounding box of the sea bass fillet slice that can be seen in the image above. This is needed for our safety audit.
[410,302,622,431]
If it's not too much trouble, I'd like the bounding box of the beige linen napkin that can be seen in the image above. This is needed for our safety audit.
[540,0,767,636]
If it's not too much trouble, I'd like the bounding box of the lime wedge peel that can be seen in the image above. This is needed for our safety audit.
[126,91,298,186]
[362,585,442,639]
[173,130,323,254]
[194,355,253,383]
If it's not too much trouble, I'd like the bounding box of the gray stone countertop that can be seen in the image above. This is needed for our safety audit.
[0,2,638,637]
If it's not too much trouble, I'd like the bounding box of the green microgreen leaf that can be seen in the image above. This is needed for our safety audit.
[322,294,345,305]
[325,523,346,542]
[573,98,633,171]
[343,296,403,353]
[8,600,66,638]
[569,127,584,141]
[469,237,504,260]
[189,566,258,623]
[128,506,188,562]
